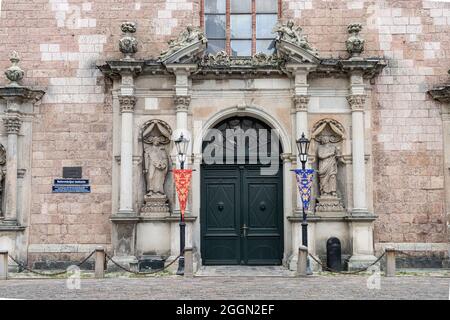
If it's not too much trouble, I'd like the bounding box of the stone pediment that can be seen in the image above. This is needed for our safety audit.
[429,84,450,103]
[158,26,207,65]
[275,39,320,64]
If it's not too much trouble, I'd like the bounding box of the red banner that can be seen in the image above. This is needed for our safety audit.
[173,169,193,219]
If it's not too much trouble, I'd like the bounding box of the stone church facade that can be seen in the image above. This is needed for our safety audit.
[0,0,449,271]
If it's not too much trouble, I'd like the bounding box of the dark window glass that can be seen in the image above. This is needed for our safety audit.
[230,15,252,39]
[205,0,226,13]
[231,40,252,56]
[256,39,275,54]
[256,0,277,13]
[207,39,227,53]
[230,0,251,13]
[256,14,277,38]
[205,15,226,38]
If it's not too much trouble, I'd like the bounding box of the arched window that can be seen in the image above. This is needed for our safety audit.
[202,0,280,56]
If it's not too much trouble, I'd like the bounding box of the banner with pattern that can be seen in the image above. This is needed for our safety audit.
[294,169,315,211]
[173,169,193,219]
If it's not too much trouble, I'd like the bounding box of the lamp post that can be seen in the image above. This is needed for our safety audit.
[296,133,310,248]
[295,132,314,275]
[174,132,190,275]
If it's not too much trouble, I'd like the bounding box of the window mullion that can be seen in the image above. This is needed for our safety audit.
[226,0,231,55]
[252,0,256,55]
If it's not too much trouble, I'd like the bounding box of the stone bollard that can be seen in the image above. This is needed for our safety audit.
[296,245,308,277]
[95,247,105,279]
[184,247,193,278]
[385,247,396,277]
[0,251,8,280]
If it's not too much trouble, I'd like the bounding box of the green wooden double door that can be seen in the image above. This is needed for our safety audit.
[201,165,283,265]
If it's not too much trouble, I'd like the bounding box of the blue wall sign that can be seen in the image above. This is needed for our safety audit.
[54,179,89,185]
[52,185,91,193]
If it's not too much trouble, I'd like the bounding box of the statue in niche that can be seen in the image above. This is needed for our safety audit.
[140,120,172,215]
[312,119,345,213]
[317,135,339,197]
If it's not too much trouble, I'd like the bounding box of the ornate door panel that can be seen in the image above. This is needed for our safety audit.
[201,166,241,264]
[242,166,283,265]
[201,165,283,265]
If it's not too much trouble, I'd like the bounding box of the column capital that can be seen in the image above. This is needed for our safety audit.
[292,95,310,113]
[3,112,22,134]
[174,95,191,112]
[347,94,366,112]
[118,95,136,113]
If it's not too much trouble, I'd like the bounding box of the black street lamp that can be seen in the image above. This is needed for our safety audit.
[296,132,311,249]
[174,132,190,275]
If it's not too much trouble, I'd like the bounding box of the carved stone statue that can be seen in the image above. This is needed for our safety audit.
[312,119,345,213]
[145,144,169,196]
[346,23,365,58]
[159,26,206,61]
[140,120,172,215]
[273,20,317,56]
[5,51,24,86]
[317,135,339,197]
[119,22,138,60]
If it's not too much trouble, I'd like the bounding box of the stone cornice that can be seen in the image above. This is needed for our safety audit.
[97,60,145,79]
[118,95,136,113]
[0,86,45,103]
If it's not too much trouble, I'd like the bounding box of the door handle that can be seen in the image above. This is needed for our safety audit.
[241,224,249,237]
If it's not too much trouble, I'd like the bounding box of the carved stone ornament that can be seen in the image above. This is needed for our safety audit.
[118,95,136,113]
[292,95,310,112]
[3,112,22,134]
[273,20,319,62]
[0,144,5,166]
[346,24,365,58]
[174,95,191,111]
[158,26,207,63]
[119,22,138,60]
[347,94,366,111]
[140,119,172,215]
[312,119,345,213]
[198,51,283,69]
[0,144,4,216]
[5,51,24,86]
[311,118,345,143]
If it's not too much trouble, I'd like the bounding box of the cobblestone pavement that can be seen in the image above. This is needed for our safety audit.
[0,274,449,300]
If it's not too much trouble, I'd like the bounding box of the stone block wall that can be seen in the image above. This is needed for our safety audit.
[0,0,448,262]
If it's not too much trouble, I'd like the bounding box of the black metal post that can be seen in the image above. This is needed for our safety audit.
[176,159,185,275]
[300,159,311,274]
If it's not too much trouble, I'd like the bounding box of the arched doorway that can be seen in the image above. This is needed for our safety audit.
[200,116,284,265]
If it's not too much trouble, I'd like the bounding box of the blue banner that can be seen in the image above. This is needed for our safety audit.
[294,169,315,210]
[52,186,91,193]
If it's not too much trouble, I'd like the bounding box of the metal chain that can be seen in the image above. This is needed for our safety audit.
[8,250,96,277]
[105,252,182,275]
[308,251,386,275]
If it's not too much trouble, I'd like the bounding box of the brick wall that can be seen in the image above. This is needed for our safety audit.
[0,0,448,253]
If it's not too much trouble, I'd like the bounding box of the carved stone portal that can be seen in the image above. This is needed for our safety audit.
[312,119,345,213]
[140,120,172,215]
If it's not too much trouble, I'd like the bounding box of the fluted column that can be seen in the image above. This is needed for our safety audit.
[118,95,136,214]
[347,94,367,213]
[3,112,22,223]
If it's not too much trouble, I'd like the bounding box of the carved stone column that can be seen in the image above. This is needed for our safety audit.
[347,94,367,213]
[287,64,315,211]
[118,95,136,214]
[2,112,22,223]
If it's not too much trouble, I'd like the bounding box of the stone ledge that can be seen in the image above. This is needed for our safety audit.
[139,216,197,223]
[0,224,26,232]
